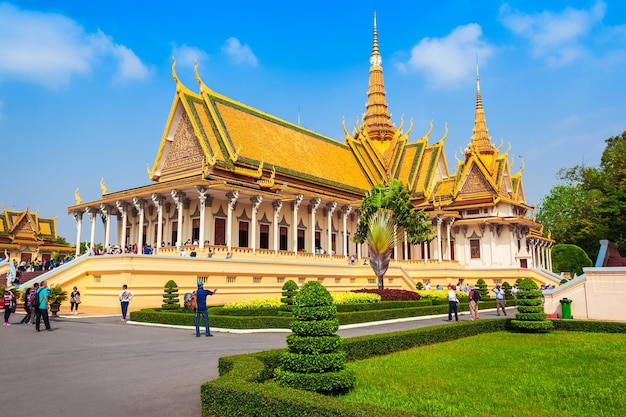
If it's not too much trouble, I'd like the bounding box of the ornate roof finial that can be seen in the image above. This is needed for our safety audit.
[468,58,495,155]
[362,11,395,141]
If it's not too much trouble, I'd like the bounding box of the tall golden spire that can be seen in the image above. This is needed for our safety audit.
[468,63,495,155]
[363,12,396,141]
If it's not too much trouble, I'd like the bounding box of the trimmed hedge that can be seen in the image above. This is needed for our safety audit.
[130,300,511,329]
[203,319,625,416]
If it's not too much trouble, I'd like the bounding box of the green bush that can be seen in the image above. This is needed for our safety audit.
[511,278,552,333]
[274,281,355,394]
[552,243,593,276]
[161,280,180,310]
[502,281,512,299]
[279,279,299,316]
[476,279,490,299]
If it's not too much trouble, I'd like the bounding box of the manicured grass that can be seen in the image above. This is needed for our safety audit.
[342,331,626,417]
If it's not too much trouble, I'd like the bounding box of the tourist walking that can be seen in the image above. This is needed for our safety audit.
[447,288,459,322]
[35,281,52,331]
[493,284,507,316]
[118,285,134,321]
[194,281,217,337]
[70,287,81,315]
[29,283,39,324]
[3,287,16,325]
[468,286,481,320]
[20,287,32,324]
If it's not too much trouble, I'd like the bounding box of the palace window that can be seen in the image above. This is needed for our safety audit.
[214,218,226,246]
[279,227,288,251]
[259,224,269,249]
[171,221,178,246]
[192,218,200,242]
[470,239,481,259]
[238,221,249,248]
[297,229,305,251]
[315,231,321,251]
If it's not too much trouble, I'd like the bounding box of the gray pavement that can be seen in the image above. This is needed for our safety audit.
[0,308,512,417]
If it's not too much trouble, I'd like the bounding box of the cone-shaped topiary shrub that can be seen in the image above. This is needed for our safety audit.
[279,279,299,316]
[510,278,553,332]
[162,280,180,310]
[274,281,355,394]
[476,278,490,299]
[502,281,512,299]
[416,281,424,290]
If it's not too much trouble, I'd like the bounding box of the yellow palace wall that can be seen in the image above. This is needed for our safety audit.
[30,252,559,311]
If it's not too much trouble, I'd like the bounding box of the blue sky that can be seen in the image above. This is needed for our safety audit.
[1,1,625,243]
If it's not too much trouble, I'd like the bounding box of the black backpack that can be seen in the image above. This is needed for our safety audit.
[470,289,481,302]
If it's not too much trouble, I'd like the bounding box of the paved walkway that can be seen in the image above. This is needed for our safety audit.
[0,308,512,417]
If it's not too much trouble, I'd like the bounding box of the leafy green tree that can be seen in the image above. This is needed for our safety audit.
[353,179,434,245]
[55,236,70,245]
[501,281,512,299]
[552,244,593,277]
[538,131,626,260]
[162,280,180,310]
[274,281,355,394]
[353,180,434,290]
[365,209,399,290]
[511,278,553,333]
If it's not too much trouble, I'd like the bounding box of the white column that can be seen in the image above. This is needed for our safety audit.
[403,231,408,260]
[423,241,429,262]
[133,197,145,253]
[250,196,263,253]
[226,191,239,251]
[447,218,455,261]
[73,211,83,257]
[342,205,352,256]
[489,224,497,266]
[100,204,111,249]
[116,201,128,249]
[85,207,97,254]
[309,198,321,254]
[326,202,336,255]
[196,187,208,250]
[272,200,283,253]
[436,216,443,263]
[292,194,303,253]
[151,194,164,254]
[171,190,185,249]
[548,244,553,271]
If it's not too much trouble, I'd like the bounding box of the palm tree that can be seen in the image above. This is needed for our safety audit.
[366,209,400,290]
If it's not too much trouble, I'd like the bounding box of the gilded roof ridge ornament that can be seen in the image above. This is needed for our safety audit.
[436,123,449,144]
[100,178,107,195]
[146,163,152,179]
[194,60,210,95]
[495,138,505,152]
[74,188,82,205]
[171,57,181,92]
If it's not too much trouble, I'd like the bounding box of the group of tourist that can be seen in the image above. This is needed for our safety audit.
[2,281,54,331]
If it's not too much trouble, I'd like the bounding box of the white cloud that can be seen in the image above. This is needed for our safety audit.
[222,37,258,67]
[0,3,149,88]
[398,23,494,88]
[499,1,606,66]
[171,44,209,69]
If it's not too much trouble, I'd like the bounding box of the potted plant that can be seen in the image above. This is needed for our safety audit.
[47,286,69,317]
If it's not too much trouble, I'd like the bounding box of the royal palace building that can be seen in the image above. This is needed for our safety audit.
[67,16,554,274]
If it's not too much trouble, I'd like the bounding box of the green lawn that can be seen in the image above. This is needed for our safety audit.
[343,331,626,417]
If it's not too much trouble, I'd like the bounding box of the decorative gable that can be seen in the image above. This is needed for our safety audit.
[459,164,493,196]
[160,113,205,180]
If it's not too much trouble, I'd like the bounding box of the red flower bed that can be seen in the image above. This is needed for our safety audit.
[351,288,421,301]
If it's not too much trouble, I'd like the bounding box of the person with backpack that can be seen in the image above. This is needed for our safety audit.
[28,283,39,325]
[34,281,52,332]
[3,287,16,326]
[469,286,482,320]
[20,287,32,324]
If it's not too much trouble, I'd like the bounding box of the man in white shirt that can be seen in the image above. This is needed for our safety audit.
[447,289,459,322]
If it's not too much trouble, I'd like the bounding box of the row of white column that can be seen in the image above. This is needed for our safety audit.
[72,190,358,258]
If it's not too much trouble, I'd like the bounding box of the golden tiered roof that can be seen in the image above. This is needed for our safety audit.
[0,206,57,243]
